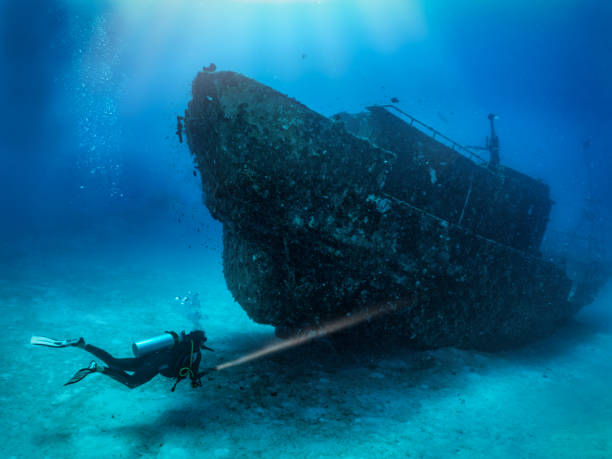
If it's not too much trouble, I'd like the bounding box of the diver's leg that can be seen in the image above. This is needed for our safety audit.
[83,344,140,371]
[31,336,84,347]
[65,361,98,386]
[100,363,159,389]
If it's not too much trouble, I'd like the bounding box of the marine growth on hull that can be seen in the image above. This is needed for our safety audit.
[183,70,605,351]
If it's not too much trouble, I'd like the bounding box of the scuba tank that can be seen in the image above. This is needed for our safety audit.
[132,331,181,358]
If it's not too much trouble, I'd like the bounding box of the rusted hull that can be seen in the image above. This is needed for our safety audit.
[185,71,586,350]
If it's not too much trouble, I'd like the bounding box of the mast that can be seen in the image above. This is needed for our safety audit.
[487,113,500,167]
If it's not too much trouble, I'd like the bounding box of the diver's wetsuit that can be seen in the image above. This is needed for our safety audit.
[84,331,207,389]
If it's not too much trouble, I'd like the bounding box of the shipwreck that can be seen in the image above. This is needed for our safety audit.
[184,70,605,350]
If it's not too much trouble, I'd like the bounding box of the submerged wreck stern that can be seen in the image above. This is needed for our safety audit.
[185,70,585,350]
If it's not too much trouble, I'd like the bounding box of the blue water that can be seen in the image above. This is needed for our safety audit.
[1,1,611,457]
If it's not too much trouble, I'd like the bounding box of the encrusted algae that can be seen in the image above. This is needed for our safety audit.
[185,70,588,350]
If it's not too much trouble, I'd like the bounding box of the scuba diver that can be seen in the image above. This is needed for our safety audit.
[31,330,214,391]
[176,115,184,143]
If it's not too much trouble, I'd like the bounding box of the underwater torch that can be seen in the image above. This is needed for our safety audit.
[211,301,408,373]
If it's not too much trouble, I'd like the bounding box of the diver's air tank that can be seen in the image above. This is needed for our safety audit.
[132,332,180,358]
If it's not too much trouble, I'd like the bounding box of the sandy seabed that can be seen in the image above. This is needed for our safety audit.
[1,228,611,459]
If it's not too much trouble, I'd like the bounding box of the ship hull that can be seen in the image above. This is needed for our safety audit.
[185,71,585,350]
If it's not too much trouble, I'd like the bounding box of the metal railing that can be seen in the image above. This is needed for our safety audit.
[376,104,489,167]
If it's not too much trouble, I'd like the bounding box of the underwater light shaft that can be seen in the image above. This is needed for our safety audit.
[231,0,324,3]
[214,304,394,371]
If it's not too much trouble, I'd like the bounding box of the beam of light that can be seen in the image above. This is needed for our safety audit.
[214,299,411,371]
[102,0,427,90]
[231,0,325,3]
[354,0,427,52]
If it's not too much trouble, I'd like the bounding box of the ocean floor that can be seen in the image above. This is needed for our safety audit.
[1,222,611,458]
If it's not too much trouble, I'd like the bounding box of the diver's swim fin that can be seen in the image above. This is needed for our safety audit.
[30,336,84,348]
[65,361,98,386]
